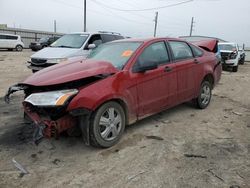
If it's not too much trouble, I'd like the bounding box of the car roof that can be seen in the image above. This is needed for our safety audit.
[110,37,186,43]
[0,33,19,37]
[68,32,122,36]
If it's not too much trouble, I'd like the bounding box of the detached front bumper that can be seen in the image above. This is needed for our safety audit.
[222,59,238,67]
[23,102,76,143]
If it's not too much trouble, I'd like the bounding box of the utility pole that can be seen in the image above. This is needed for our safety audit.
[83,0,87,32]
[154,12,158,37]
[189,17,194,36]
[54,20,57,33]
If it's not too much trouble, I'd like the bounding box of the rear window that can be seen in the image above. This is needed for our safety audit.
[190,45,203,57]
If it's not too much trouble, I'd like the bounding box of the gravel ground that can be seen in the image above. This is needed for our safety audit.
[0,50,249,188]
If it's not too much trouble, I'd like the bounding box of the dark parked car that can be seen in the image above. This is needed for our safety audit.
[6,38,222,148]
[29,36,60,51]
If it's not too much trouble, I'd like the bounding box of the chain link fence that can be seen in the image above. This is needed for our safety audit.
[0,27,64,48]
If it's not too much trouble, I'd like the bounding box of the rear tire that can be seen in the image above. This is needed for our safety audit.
[195,81,212,109]
[89,101,125,148]
[15,45,23,52]
[232,65,238,72]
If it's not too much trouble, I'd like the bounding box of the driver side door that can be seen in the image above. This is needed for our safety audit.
[132,41,171,117]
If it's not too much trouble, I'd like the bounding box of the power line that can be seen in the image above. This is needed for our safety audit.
[91,0,194,12]
[90,0,153,25]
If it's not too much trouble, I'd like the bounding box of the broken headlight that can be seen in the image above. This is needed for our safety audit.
[24,89,78,107]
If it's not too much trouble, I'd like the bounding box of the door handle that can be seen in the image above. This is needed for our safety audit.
[194,59,201,64]
[164,66,173,72]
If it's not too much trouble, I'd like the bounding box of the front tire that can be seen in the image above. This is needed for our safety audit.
[232,65,238,72]
[195,81,212,109]
[89,101,125,148]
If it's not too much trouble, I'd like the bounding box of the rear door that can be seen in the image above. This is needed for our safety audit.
[168,41,197,102]
[6,35,18,48]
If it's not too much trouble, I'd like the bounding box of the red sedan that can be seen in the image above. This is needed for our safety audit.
[5,38,222,147]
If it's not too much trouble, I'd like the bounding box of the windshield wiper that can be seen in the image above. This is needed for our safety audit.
[51,45,75,48]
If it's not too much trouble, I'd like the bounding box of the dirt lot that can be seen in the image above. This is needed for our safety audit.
[0,50,249,188]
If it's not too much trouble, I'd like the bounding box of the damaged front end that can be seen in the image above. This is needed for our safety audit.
[4,60,118,145]
[4,76,108,144]
[5,85,80,144]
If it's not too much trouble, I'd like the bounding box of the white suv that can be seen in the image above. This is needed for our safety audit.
[27,31,125,72]
[0,33,24,51]
[218,42,241,72]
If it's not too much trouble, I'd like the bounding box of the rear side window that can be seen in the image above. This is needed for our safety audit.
[6,35,18,40]
[136,42,170,67]
[101,34,116,43]
[114,35,124,40]
[0,35,6,39]
[169,41,193,61]
[190,45,203,57]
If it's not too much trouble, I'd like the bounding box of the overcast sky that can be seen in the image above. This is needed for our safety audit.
[0,0,250,45]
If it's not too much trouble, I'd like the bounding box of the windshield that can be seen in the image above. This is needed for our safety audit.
[50,34,89,48]
[87,42,142,69]
[219,44,236,51]
[39,37,49,43]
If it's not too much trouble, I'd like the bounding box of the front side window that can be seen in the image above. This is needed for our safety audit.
[135,42,170,68]
[169,41,193,61]
[85,34,102,49]
[39,37,49,43]
[87,42,142,70]
[50,34,89,48]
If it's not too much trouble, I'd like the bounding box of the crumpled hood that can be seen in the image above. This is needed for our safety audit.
[30,47,89,59]
[23,59,119,86]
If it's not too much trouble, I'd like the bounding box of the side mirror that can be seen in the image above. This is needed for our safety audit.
[133,61,158,73]
[88,43,96,50]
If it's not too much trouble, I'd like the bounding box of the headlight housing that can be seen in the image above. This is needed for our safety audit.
[24,89,78,107]
[46,58,68,64]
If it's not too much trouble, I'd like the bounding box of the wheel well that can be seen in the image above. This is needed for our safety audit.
[203,74,214,88]
[95,99,129,125]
